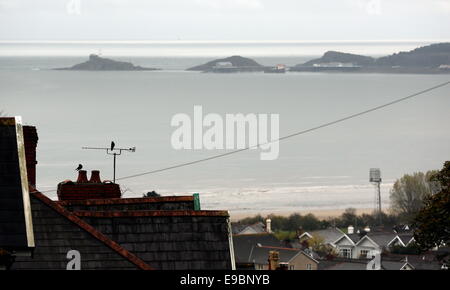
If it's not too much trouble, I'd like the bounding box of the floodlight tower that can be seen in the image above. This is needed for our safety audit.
[369,168,382,225]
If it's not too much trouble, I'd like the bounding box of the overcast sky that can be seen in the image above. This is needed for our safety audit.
[0,0,449,41]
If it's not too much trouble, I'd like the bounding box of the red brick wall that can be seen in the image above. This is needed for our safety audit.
[57,183,121,200]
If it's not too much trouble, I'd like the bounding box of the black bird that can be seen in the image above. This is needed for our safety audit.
[110,141,115,151]
[75,164,83,171]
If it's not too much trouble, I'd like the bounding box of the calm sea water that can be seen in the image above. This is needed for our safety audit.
[1,41,449,216]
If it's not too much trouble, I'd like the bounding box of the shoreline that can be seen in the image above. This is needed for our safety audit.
[229,208,379,221]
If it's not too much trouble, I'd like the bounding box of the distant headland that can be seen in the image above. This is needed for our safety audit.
[291,42,450,73]
[187,43,450,74]
[54,54,160,71]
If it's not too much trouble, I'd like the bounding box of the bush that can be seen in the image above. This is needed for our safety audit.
[390,243,421,255]
[235,210,401,237]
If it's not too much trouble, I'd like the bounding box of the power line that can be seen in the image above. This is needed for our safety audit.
[116,80,450,181]
[30,80,450,193]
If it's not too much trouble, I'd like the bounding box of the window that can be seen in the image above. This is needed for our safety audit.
[340,248,352,258]
[306,264,312,270]
[289,265,295,270]
[360,250,369,258]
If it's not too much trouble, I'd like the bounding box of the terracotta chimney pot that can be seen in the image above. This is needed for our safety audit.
[76,170,88,183]
[89,170,102,183]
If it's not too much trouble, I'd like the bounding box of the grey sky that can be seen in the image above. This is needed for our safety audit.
[0,0,449,41]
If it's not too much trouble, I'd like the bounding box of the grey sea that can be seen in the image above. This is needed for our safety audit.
[1,41,449,217]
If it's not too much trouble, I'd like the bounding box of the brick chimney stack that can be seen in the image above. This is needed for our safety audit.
[57,170,121,201]
[268,251,279,270]
[22,126,38,188]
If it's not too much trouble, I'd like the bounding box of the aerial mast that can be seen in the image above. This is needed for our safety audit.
[82,143,135,183]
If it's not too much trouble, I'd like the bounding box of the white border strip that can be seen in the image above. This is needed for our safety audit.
[227,217,236,270]
[15,116,35,248]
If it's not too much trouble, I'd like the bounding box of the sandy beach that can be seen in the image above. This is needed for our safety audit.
[229,208,377,221]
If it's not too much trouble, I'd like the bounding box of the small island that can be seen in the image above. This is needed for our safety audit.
[186,55,265,73]
[54,54,160,71]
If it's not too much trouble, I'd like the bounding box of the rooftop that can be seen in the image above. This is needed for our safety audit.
[3,121,234,270]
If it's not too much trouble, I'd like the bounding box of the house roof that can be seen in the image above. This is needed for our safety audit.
[13,190,152,270]
[407,261,442,270]
[302,248,321,261]
[381,260,407,270]
[397,233,415,245]
[232,222,266,235]
[78,209,232,270]
[333,233,358,245]
[363,232,397,247]
[13,188,233,270]
[249,246,302,265]
[347,233,362,243]
[233,233,284,264]
[319,259,368,270]
[307,228,345,245]
[381,253,443,270]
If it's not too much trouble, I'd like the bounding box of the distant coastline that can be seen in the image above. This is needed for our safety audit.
[229,208,377,221]
[45,42,450,74]
[188,42,450,74]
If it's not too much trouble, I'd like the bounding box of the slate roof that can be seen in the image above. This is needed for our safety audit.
[397,233,414,245]
[12,189,233,270]
[408,261,442,270]
[75,210,232,270]
[363,232,397,247]
[324,261,367,270]
[347,233,362,243]
[249,246,302,265]
[381,253,444,270]
[12,191,150,270]
[334,233,359,245]
[318,258,369,270]
[307,228,345,245]
[381,260,407,270]
[232,222,266,235]
[233,233,284,264]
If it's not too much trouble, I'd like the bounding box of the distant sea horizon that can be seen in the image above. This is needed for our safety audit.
[0,39,447,58]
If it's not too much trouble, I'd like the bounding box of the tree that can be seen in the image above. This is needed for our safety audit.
[339,208,360,227]
[390,170,440,222]
[389,243,421,255]
[306,235,338,258]
[413,161,450,257]
[301,214,321,231]
[143,190,160,197]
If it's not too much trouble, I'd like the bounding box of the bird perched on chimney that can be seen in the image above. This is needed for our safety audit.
[110,141,115,151]
[75,164,83,171]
